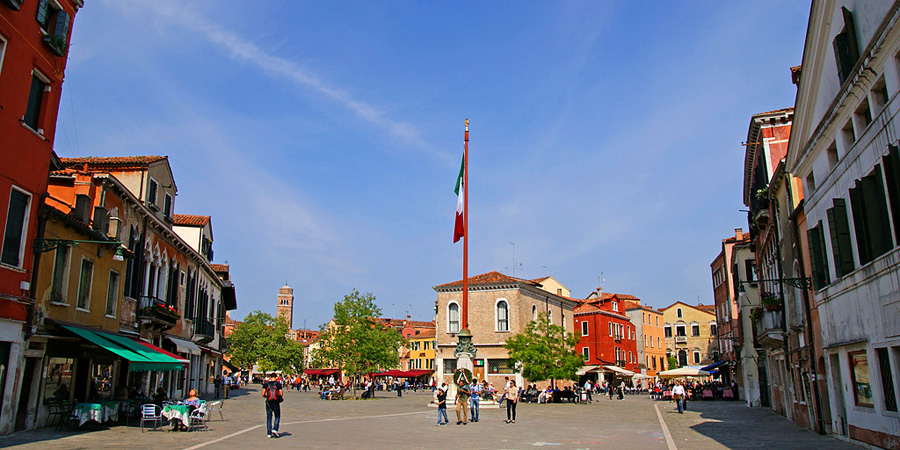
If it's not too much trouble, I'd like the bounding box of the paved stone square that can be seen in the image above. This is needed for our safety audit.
[0,386,863,450]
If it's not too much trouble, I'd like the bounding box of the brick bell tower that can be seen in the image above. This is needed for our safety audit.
[277,284,294,329]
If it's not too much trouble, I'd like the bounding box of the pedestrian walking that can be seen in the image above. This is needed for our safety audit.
[455,381,470,425]
[469,378,481,422]
[223,373,232,399]
[584,380,593,403]
[262,373,283,438]
[672,380,685,414]
[435,383,449,425]
[505,380,518,423]
[214,375,221,399]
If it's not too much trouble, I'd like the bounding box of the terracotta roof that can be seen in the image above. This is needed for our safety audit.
[60,156,167,167]
[173,214,211,226]
[696,304,716,313]
[434,271,539,289]
[413,329,436,339]
[210,264,229,273]
[376,318,435,330]
[574,303,601,313]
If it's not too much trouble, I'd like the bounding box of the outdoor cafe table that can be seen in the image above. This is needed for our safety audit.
[162,401,206,429]
[73,401,120,426]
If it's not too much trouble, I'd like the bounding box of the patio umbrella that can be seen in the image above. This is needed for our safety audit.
[658,367,711,378]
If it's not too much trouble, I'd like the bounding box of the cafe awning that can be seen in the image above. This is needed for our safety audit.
[602,365,635,377]
[304,369,340,376]
[576,365,601,376]
[60,325,184,372]
[700,360,728,374]
[166,336,201,355]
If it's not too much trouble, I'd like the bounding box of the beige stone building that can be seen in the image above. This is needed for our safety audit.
[433,271,577,388]
[660,301,718,368]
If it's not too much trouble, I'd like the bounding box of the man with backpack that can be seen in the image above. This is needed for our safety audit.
[262,373,283,438]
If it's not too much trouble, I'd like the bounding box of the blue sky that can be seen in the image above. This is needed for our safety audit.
[54,1,811,328]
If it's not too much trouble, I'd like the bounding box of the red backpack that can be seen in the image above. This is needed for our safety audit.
[264,382,282,402]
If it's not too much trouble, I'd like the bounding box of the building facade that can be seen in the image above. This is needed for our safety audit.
[0,0,83,434]
[661,302,718,368]
[624,303,666,380]
[711,228,749,388]
[786,2,900,447]
[574,293,640,380]
[433,271,577,389]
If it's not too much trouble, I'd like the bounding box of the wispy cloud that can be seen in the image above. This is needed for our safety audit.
[103,0,444,160]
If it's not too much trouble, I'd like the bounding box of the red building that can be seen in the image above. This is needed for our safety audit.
[574,293,640,380]
[0,0,82,434]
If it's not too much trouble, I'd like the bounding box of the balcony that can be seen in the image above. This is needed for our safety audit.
[755,309,784,348]
[138,296,179,330]
[193,318,215,343]
[675,336,687,344]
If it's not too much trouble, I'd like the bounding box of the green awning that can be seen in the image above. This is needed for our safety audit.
[60,325,184,372]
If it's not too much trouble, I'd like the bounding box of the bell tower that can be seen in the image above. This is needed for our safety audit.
[277,284,293,329]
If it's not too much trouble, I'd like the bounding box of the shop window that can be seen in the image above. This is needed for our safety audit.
[43,357,74,404]
[876,348,897,412]
[488,359,514,374]
[850,351,874,407]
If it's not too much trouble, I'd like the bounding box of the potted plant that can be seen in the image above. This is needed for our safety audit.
[749,306,764,322]
[760,292,783,311]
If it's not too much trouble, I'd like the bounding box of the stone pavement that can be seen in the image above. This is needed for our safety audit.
[0,387,864,450]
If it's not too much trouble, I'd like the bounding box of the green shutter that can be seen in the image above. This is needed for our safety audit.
[53,9,69,39]
[35,0,49,27]
[860,167,893,258]
[883,145,900,236]
[808,225,825,290]
[849,184,871,265]
[827,198,855,278]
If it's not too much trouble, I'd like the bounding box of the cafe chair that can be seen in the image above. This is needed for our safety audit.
[188,409,208,432]
[140,404,162,432]
[207,401,224,421]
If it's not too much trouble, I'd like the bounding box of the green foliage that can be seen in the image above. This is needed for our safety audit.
[503,313,583,387]
[668,355,679,370]
[225,311,306,374]
[311,289,405,397]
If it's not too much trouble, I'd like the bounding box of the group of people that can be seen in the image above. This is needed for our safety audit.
[434,376,520,425]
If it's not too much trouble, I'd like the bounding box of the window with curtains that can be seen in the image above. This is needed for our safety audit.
[496,300,508,332]
[448,303,459,333]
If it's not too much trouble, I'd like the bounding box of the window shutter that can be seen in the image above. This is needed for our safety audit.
[807,223,829,290]
[861,167,894,257]
[24,76,44,130]
[827,198,855,278]
[35,0,49,27]
[53,9,69,40]
[833,7,860,85]
[849,184,872,265]
[882,145,900,236]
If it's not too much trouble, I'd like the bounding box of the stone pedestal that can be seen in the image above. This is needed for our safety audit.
[449,328,477,402]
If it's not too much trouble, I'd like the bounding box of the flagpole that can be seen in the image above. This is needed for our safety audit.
[463,119,469,330]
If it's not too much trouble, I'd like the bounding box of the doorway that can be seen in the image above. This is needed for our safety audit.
[829,353,847,436]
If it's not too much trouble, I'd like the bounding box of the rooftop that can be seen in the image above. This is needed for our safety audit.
[173,214,211,226]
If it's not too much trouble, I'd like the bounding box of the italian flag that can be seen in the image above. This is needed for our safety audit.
[453,154,465,243]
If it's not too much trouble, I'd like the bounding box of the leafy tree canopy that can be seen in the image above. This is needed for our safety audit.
[225,311,305,374]
[311,289,405,397]
[503,313,583,387]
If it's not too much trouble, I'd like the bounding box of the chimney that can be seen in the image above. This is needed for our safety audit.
[74,194,91,224]
[92,206,108,232]
[735,228,743,240]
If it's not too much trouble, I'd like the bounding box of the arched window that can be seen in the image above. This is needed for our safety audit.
[448,303,460,333]
[676,307,683,318]
[547,309,553,323]
[678,350,687,367]
[496,300,509,332]
[532,305,537,321]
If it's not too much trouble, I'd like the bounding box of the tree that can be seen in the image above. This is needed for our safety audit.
[504,313,583,388]
[225,311,306,376]
[311,289,404,398]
